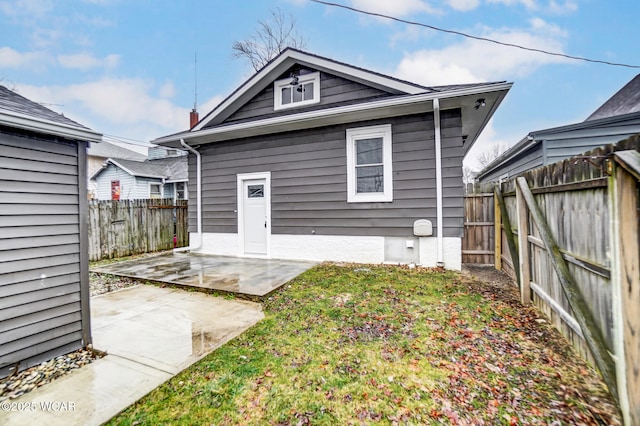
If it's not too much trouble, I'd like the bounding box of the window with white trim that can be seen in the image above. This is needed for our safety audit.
[274,71,320,110]
[176,182,187,200]
[149,183,162,199]
[346,124,393,203]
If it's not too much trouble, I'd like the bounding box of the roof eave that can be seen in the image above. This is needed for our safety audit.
[156,82,512,148]
[0,110,102,143]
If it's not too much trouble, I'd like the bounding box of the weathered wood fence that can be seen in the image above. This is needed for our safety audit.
[490,135,640,424]
[462,187,495,264]
[88,199,188,261]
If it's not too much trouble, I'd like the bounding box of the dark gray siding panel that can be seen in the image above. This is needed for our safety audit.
[0,131,83,378]
[219,71,393,125]
[193,109,465,238]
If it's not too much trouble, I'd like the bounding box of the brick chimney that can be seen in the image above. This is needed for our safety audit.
[189,108,199,129]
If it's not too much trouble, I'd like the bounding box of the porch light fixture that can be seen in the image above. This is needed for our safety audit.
[474,98,486,110]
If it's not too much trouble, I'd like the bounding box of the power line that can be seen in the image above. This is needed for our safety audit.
[309,0,640,69]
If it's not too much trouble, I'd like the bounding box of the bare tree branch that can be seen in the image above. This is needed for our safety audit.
[232,8,307,72]
[476,142,509,168]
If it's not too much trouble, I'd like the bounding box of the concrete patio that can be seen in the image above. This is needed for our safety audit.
[91,253,317,297]
[3,285,265,426]
[3,255,316,425]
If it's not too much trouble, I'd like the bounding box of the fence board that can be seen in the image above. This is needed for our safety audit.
[462,193,495,264]
[88,199,188,261]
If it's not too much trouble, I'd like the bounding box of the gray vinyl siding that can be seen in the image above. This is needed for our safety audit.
[219,72,393,125]
[0,130,84,378]
[191,109,464,238]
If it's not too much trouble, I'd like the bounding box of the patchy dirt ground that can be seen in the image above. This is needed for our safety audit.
[461,264,621,424]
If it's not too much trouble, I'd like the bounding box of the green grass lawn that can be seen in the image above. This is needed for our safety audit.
[107,264,618,425]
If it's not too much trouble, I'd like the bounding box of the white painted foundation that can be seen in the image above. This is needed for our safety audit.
[418,237,462,271]
[192,232,462,270]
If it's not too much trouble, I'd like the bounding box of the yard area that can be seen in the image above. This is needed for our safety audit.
[107,264,619,425]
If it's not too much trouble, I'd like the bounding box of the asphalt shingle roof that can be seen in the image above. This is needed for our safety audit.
[108,157,188,181]
[0,85,90,129]
[88,141,147,161]
[585,74,640,121]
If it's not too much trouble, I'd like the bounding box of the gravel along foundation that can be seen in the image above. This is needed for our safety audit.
[0,349,103,402]
[1,272,134,402]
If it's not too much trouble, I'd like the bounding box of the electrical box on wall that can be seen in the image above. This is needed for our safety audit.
[413,219,433,236]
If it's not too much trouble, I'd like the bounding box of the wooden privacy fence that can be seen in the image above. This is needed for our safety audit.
[462,184,495,264]
[494,135,640,424]
[88,198,188,261]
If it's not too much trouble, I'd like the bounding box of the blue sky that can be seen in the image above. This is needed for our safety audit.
[1,0,638,169]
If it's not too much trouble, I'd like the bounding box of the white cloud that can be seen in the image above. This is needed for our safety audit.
[158,81,176,99]
[0,46,48,69]
[447,0,480,12]
[349,0,439,17]
[57,53,120,70]
[486,0,538,9]
[395,19,569,86]
[548,0,578,14]
[0,0,53,20]
[16,78,194,141]
[463,120,512,170]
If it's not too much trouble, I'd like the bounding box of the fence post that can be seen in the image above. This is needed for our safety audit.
[494,188,502,271]
[495,186,520,288]
[610,152,640,425]
[515,180,531,306]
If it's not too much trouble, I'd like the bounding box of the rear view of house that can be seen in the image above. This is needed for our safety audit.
[156,49,512,270]
[0,85,101,378]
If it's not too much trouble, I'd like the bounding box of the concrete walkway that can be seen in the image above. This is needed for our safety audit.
[2,285,264,426]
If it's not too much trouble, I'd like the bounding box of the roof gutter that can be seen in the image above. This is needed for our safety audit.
[0,110,102,143]
[174,138,202,253]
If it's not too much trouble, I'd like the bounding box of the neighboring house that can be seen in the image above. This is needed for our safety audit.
[477,73,640,182]
[155,48,512,270]
[87,139,147,198]
[91,155,188,201]
[0,85,101,378]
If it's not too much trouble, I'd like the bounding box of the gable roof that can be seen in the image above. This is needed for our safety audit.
[586,73,640,121]
[91,157,187,181]
[193,48,433,131]
[88,140,148,161]
[0,85,101,142]
[155,48,512,154]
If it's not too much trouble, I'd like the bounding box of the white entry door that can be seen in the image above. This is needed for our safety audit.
[242,178,268,255]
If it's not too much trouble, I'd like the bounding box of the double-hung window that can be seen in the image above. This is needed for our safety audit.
[346,124,393,203]
[274,71,320,110]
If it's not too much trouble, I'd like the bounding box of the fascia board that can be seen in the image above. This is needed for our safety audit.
[531,111,640,139]
[192,50,429,132]
[286,50,426,94]
[0,110,102,143]
[162,82,512,146]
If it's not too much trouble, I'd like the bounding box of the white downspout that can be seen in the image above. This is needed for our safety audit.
[175,138,202,252]
[433,98,445,267]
